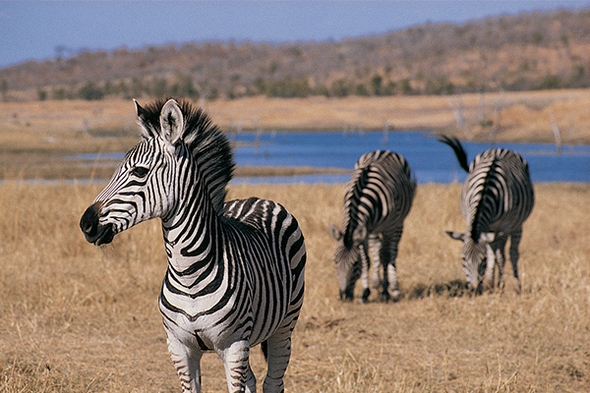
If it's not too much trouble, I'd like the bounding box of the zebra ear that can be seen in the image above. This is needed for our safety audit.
[352,225,367,245]
[329,224,343,241]
[159,99,184,146]
[446,231,466,242]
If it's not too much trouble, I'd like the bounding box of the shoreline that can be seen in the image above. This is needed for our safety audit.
[1,91,588,180]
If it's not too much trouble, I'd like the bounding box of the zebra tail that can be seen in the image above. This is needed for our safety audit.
[438,135,470,173]
[261,340,269,362]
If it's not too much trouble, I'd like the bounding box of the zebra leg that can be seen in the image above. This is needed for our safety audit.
[165,331,203,393]
[219,340,254,393]
[261,327,293,393]
[483,236,507,292]
[359,242,371,302]
[509,229,524,294]
[380,226,403,302]
[368,234,382,290]
[493,237,508,291]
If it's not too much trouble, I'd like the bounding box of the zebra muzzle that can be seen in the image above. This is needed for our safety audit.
[339,288,354,301]
[80,202,115,246]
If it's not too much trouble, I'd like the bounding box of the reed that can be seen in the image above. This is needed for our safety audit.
[0,182,588,392]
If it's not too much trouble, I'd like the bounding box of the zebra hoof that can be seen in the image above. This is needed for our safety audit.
[391,290,401,302]
[361,288,370,303]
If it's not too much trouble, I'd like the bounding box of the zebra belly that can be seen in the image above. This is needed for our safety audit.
[474,209,526,236]
[369,216,404,235]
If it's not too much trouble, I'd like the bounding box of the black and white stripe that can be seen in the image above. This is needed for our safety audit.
[80,98,306,393]
[439,135,534,293]
[330,150,416,302]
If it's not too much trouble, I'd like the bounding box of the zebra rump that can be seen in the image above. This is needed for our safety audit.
[439,135,534,293]
[330,150,416,302]
[80,98,306,393]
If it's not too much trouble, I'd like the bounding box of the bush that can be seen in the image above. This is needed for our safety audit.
[266,77,311,98]
[330,78,353,98]
[536,75,561,90]
[37,89,47,101]
[78,82,105,100]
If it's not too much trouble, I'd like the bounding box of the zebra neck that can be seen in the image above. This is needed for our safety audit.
[161,167,223,277]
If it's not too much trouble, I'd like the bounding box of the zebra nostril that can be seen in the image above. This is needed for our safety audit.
[81,220,93,234]
[80,216,95,236]
[80,202,102,235]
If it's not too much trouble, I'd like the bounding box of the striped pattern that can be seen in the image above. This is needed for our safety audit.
[330,150,416,302]
[440,135,534,293]
[80,99,305,393]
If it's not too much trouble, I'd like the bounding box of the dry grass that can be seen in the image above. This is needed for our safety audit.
[1,89,590,146]
[0,181,588,392]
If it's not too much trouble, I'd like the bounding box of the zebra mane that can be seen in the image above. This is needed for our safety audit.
[342,163,372,249]
[136,98,235,215]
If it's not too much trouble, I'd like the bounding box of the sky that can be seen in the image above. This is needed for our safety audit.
[2,0,590,68]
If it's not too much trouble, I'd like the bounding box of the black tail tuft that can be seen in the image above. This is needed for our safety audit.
[438,135,470,173]
[261,340,269,362]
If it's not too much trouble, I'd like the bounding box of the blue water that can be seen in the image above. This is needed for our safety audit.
[231,131,590,184]
[71,131,590,184]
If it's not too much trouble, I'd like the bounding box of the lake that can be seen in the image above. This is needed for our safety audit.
[70,130,590,184]
[231,131,590,184]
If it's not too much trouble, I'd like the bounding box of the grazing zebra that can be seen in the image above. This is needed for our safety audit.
[330,150,416,302]
[439,135,534,294]
[80,98,306,393]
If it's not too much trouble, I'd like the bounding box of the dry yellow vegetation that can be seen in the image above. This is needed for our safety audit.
[0,182,588,392]
[1,89,590,145]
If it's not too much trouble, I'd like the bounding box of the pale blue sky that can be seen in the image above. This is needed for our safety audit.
[2,0,590,68]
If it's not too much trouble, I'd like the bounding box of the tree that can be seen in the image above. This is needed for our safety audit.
[0,79,7,101]
[37,89,48,101]
[371,75,383,95]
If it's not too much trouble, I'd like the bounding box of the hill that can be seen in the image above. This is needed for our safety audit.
[1,8,590,101]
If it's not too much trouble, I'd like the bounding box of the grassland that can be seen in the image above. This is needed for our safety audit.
[0,89,589,180]
[0,182,588,392]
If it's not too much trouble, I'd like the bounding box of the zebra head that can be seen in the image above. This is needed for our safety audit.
[447,231,496,293]
[80,99,189,246]
[329,223,367,301]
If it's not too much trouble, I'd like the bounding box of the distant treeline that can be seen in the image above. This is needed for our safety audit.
[2,8,590,101]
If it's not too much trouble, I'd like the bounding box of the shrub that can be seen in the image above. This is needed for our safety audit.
[78,82,105,100]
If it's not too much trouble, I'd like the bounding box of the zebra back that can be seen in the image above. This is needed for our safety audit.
[465,147,534,241]
[342,150,416,248]
[135,98,235,215]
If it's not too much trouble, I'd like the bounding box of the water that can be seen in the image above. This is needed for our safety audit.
[71,131,590,184]
[231,131,590,184]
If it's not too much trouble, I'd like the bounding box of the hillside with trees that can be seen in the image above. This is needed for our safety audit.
[2,8,590,101]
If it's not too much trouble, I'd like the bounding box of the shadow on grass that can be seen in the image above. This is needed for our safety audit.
[406,279,470,300]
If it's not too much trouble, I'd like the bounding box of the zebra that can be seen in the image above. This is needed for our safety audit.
[80,98,306,393]
[439,135,534,294]
[329,150,416,302]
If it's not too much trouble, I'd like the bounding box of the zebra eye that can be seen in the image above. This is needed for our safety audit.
[131,166,149,178]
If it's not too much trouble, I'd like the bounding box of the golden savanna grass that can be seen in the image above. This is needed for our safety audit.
[1,89,590,150]
[0,182,588,392]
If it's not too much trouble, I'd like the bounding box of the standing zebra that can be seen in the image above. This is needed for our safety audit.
[439,135,534,294]
[80,98,306,393]
[330,150,416,302]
